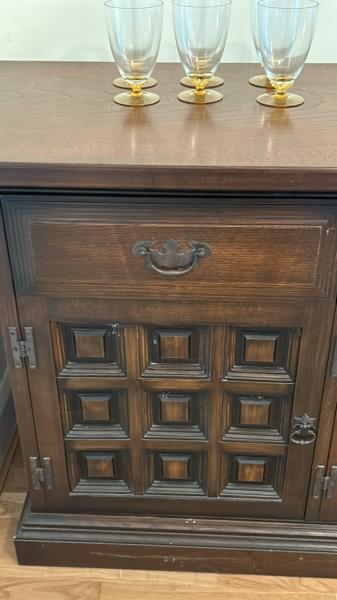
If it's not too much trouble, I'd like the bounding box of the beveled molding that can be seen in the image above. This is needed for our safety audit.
[15,499,337,577]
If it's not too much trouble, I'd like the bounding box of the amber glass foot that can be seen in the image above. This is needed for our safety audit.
[249,74,273,89]
[180,75,224,89]
[114,91,160,107]
[178,89,223,104]
[113,77,157,89]
[257,92,304,108]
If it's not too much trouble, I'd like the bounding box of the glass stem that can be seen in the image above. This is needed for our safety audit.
[194,78,207,97]
[273,81,294,100]
[131,83,143,98]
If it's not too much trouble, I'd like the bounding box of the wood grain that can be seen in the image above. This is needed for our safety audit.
[0,63,337,191]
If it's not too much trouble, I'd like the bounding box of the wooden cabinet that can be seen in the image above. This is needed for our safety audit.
[2,62,337,577]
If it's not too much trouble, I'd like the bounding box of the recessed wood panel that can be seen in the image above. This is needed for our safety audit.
[61,389,128,438]
[161,454,191,481]
[160,395,191,424]
[143,390,208,439]
[52,322,125,377]
[81,395,111,422]
[222,391,293,443]
[85,453,116,479]
[224,326,301,382]
[140,325,211,378]
[236,457,266,483]
[68,448,131,494]
[5,199,337,300]
[158,330,192,361]
[220,453,285,500]
[243,334,278,364]
[145,451,206,496]
[73,329,106,360]
[239,398,271,427]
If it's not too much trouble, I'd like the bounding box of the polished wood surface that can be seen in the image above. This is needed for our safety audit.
[1,449,337,599]
[0,62,337,191]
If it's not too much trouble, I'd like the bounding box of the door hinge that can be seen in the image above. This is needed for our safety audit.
[8,327,37,369]
[313,465,337,500]
[29,457,54,491]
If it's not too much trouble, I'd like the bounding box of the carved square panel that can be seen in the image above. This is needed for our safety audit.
[220,452,284,500]
[243,334,278,364]
[222,390,292,443]
[140,325,211,378]
[236,457,267,483]
[161,395,191,424]
[224,326,301,382]
[61,389,128,438]
[73,329,106,360]
[143,390,208,440]
[159,330,192,361]
[161,454,191,480]
[145,451,206,496]
[86,453,116,479]
[239,397,271,426]
[68,448,131,494]
[81,395,111,422]
[52,322,125,376]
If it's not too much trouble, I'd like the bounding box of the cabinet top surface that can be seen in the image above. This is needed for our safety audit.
[0,61,337,192]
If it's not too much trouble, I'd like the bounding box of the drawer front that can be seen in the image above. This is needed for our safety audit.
[3,196,337,299]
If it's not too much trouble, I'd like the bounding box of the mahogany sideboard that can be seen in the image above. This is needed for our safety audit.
[1,62,337,576]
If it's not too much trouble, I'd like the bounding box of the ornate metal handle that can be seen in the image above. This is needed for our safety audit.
[290,414,317,446]
[132,239,211,276]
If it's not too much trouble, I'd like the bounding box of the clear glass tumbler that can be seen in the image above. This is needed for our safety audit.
[104,0,164,107]
[257,0,319,108]
[249,0,273,88]
[173,0,232,104]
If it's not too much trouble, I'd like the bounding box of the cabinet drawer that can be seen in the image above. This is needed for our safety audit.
[3,197,337,300]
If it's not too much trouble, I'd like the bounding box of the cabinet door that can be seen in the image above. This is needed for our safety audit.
[16,296,333,519]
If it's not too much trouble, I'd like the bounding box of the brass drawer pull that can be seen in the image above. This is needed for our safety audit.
[290,414,317,446]
[132,239,211,276]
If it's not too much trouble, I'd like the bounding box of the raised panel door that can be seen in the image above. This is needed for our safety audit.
[16,296,333,519]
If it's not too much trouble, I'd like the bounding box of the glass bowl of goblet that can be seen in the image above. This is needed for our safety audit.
[172,0,232,105]
[249,0,273,88]
[257,0,319,108]
[104,0,164,107]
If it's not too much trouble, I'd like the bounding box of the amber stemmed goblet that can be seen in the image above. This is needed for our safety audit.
[173,0,232,105]
[249,0,273,88]
[257,0,319,108]
[104,0,164,107]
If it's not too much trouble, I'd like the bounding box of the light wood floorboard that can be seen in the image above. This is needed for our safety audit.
[1,447,337,599]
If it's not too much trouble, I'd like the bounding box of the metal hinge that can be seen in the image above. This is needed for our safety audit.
[8,327,37,369]
[29,457,54,490]
[313,465,337,500]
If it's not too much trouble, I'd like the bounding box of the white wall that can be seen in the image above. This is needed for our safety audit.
[0,0,335,63]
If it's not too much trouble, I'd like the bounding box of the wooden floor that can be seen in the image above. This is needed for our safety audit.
[1,448,337,599]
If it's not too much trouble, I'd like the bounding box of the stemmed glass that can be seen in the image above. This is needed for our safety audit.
[104,0,164,107]
[249,0,272,88]
[172,0,232,104]
[256,0,319,108]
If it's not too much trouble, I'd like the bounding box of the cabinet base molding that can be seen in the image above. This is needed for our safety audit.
[15,498,337,577]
